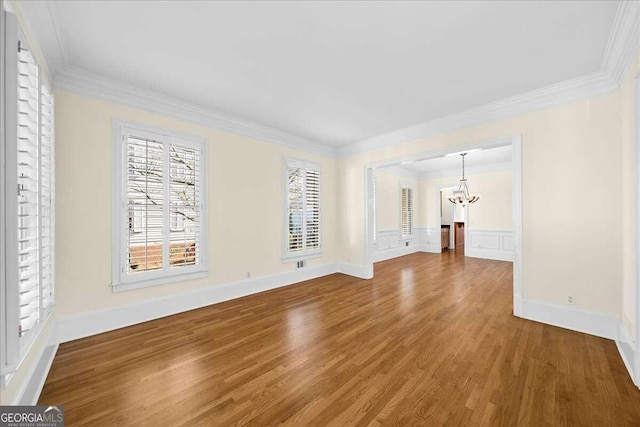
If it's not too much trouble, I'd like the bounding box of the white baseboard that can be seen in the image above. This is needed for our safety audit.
[337,262,373,279]
[57,262,342,343]
[372,243,444,262]
[420,243,441,254]
[16,267,640,405]
[616,324,640,389]
[18,344,58,405]
[521,298,617,340]
[466,248,514,262]
[372,244,419,262]
[7,324,59,405]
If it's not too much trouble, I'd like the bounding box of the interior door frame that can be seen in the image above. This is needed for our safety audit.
[364,134,523,317]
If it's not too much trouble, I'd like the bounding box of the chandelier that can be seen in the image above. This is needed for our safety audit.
[448,153,480,206]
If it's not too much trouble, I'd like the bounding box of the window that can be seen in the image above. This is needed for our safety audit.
[401,184,413,238]
[113,122,206,291]
[1,10,56,381]
[284,159,321,260]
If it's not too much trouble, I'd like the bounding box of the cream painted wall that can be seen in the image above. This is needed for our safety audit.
[53,91,338,317]
[339,90,623,315]
[420,170,512,231]
[620,54,639,343]
[373,169,419,231]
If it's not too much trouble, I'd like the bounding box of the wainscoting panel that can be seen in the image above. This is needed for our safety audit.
[466,229,514,262]
[372,227,439,262]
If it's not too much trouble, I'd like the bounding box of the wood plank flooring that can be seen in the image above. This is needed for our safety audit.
[39,251,640,426]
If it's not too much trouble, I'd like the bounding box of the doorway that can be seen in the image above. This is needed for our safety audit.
[363,135,523,317]
[439,185,466,251]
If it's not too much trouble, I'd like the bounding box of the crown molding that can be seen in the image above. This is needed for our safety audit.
[338,71,617,158]
[600,1,640,85]
[18,0,640,159]
[54,67,337,158]
[339,1,640,159]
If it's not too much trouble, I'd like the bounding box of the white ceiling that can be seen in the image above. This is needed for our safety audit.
[21,1,619,147]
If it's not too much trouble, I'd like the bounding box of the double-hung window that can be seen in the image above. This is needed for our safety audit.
[113,122,206,291]
[1,10,56,381]
[401,183,413,238]
[284,159,321,260]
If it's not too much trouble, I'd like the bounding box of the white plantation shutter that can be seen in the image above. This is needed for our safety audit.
[305,169,320,249]
[40,84,55,313]
[2,9,57,377]
[285,160,321,259]
[169,143,201,268]
[401,185,413,237]
[17,43,40,337]
[287,166,304,252]
[126,137,165,273]
[115,123,206,290]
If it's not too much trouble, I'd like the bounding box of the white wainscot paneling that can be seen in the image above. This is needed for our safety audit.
[466,229,514,262]
[372,227,439,262]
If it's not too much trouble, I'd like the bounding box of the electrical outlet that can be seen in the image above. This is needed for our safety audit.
[567,295,575,305]
[246,271,251,279]
[405,241,409,247]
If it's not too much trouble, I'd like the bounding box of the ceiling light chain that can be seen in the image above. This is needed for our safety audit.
[448,153,480,206]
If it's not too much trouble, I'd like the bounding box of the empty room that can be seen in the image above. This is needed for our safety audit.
[1,1,639,425]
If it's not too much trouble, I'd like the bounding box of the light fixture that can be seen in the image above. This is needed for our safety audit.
[445,148,481,157]
[448,153,480,206]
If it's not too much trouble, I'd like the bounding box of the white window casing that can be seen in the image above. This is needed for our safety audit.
[112,121,207,292]
[283,158,322,261]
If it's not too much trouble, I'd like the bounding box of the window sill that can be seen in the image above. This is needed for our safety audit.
[281,251,323,263]
[112,270,208,292]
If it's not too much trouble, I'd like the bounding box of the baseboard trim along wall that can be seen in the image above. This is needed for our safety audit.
[8,324,59,406]
[13,262,639,404]
[57,262,343,343]
[521,298,618,340]
[616,324,640,388]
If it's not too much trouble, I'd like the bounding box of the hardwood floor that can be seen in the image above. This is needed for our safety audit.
[40,251,640,426]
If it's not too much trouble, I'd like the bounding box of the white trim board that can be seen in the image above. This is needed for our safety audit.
[3,323,58,405]
[58,263,341,343]
[521,299,618,340]
[54,67,337,159]
[339,2,640,158]
[9,1,639,160]
[8,265,640,405]
[616,325,640,388]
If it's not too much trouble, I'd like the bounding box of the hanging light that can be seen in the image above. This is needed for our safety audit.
[448,153,480,206]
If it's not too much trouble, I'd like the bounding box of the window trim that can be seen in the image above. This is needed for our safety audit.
[400,182,414,240]
[112,120,208,292]
[282,158,322,261]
